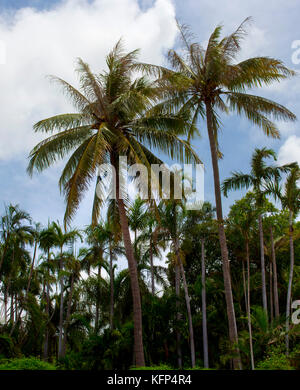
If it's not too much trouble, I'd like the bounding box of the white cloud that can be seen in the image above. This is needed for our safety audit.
[278,135,300,165]
[0,0,177,160]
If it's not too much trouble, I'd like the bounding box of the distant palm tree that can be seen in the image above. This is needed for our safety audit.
[159,199,196,368]
[51,221,82,359]
[143,18,296,368]
[223,148,294,320]
[266,165,300,354]
[27,41,199,366]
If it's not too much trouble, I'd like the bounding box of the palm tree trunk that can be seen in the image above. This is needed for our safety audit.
[63,273,75,357]
[175,241,195,368]
[258,214,268,316]
[205,101,242,369]
[270,226,280,319]
[26,239,38,294]
[286,210,294,355]
[201,239,209,368]
[95,261,101,332]
[58,250,64,359]
[242,260,247,312]
[109,243,114,330]
[10,239,39,336]
[149,235,155,295]
[43,280,50,361]
[246,239,255,370]
[269,262,274,323]
[112,152,145,367]
[175,262,182,369]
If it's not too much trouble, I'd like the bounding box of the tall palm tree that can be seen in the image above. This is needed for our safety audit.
[143,19,296,368]
[27,41,199,366]
[223,148,294,320]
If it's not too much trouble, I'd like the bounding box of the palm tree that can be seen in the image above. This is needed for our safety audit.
[266,165,300,354]
[159,199,196,368]
[223,148,294,319]
[147,19,296,369]
[51,221,82,359]
[228,193,260,369]
[39,223,57,361]
[184,202,215,368]
[27,41,199,366]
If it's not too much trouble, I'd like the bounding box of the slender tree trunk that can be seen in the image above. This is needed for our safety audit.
[43,280,50,361]
[205,101,242,369]
[149,235,155,295]
[246,239,255,370]
[242,260,247,312]
[175,241,196,368]
[10,294,14,324]
[95,261,101,332]
[4,287,7,324]
[270,226,280,319]
[175,263,182,369]
[109,243,114,330]
[258,214,268,316]
[43,250,50,361]
[58,249,64,360]
[286,210,294,355]
[112,152,145,367]
[63,273,75,357]
[269,262,274,323]
[201,239,209,368]
[10,239,39,336]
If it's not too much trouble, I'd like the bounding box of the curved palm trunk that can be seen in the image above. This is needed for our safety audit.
[286,210,294,355]
[109,244,114,330]
[58,250,64,359]
[246,239,255,370]
[175,262,182,369]
[175,241,195,368]
[112,153,145,367]
[205,102,242,369]
[258,214,268,317]
[201,239,209,368]
[270,226,280,319]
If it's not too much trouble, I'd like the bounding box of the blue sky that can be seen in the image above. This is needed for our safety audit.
[0,0,299,234]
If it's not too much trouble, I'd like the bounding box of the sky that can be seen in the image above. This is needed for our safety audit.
[0,0,299,250]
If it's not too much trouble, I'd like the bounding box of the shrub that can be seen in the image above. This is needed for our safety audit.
[0,357,56,370]
[130,364,173,370]
[256,353,294,370]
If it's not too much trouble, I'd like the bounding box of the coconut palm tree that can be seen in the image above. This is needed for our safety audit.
[27,41,199,366]
[223,148,294,320]
[139,18,296,368]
